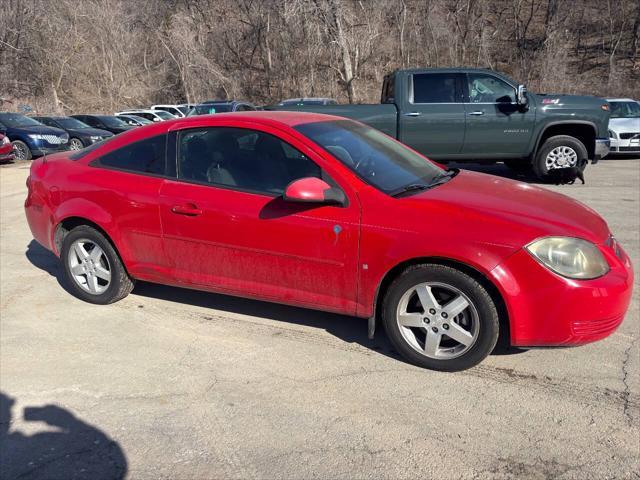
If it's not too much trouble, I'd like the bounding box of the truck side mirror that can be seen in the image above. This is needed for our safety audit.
[516,85,528,107]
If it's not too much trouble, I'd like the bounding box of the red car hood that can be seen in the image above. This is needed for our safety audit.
[406,170,610,248]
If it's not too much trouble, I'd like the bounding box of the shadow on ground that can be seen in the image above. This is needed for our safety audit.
[0,391,127,480]
[26,240,524,361]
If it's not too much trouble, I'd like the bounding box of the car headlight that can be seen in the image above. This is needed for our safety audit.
[90,136,102,142]
[608,129,617,139]
[526,237,610,279]
[28,134,45,140]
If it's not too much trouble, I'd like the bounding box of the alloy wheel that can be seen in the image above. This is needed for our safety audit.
[396,282,479,360]
[69,138,84,150]
[67,239,112,294]
[12,142,28,160]
[545,146,578,170]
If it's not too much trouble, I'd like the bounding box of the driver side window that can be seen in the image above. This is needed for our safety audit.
[467,74,515,103]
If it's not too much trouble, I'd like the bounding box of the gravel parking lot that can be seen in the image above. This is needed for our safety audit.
[1,158,638,479]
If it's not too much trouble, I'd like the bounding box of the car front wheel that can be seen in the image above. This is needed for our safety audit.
[11,140,32,160]
[69,138,84,150]
[61,225,135,304]
[382,264,499,371]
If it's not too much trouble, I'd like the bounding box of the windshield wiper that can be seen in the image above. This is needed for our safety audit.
[429,168,459,184]
[390,169,460,198]
[390,183,429,197]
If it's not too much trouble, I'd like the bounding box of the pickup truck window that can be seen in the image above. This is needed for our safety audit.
[467,73,515,103]
[411,73,458,104]
[381,75,395,103]
[295,120,442,195]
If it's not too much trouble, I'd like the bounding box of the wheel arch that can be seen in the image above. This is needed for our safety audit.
[53,215,136,279]
[371,256,511,347]
[533,121,597,159]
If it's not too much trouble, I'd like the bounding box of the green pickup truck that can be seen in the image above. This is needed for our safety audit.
[270,68,611,179]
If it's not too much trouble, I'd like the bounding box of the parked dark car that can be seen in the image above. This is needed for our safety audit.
[116,114,153,127]
[0,133,14,162]
[33,116,113,150]
[272,68,611,180]
[70,115,134,135]
[187,101,256,116]
[0,112,69,160]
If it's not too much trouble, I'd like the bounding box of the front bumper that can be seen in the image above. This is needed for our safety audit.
[593,138,610,162]
[0,150,14,162]
[610,136,640,153]
[31,144,69,157]
[490,241,633,347]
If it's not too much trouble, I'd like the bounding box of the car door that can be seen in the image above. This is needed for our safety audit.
[461,72,535,156]
[397,72,466,159]
[159,124,361,314]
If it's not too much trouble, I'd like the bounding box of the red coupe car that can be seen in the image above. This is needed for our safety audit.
[0,133,15,162]
[24,112,633,371]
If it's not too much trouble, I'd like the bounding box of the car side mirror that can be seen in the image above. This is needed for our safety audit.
[283,177,345,206]
[516,84,528,107]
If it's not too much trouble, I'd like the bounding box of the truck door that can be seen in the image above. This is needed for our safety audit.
[397,72,466,159]
[461,72,535,157]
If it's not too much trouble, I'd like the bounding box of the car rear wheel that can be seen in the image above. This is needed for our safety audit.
[11,140,32,160]
[533,135,587,179]
[69,138,84,150]
[382,264,499,371]
[61,225,135,304]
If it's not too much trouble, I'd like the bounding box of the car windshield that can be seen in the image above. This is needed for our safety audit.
[57,117,91,129]
[154,110,175,120]
[0,113,43,128]
[98,116,128,127]
[125,115,152,125]
[177,106,191,115]
[190,104,233,115]
[295,120,443,195]
[609,101,640,118]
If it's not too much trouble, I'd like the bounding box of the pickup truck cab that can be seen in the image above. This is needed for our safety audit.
[272,68,611,179]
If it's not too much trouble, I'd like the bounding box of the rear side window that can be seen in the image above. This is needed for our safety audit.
[93,135,167,175]
[381,75,395,103]
[412,73,458,103]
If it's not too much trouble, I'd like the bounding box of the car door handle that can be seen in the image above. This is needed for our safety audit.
[404,112,422,117]
[171,204,203,216]
[467,111,484,116]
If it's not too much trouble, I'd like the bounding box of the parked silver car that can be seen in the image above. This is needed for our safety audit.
[607,98,640,154]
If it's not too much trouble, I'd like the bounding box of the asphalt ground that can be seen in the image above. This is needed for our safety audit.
[1,157,638,479]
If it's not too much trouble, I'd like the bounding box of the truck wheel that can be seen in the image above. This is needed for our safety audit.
[533,135,587,179]
[381,264,499,372]
[504,159,532,173]
[11,140,32,160]
[61,225,135,304]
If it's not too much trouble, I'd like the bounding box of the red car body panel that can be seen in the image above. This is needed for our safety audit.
[24,112,634,348]
[0,133,15,162]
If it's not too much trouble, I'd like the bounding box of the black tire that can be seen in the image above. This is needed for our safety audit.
[382,264,499,372]
[504,159,532,172]
[533,135,588,179]
[11,140,32,160]
[61,225,135,304]
[69,137,84,150]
